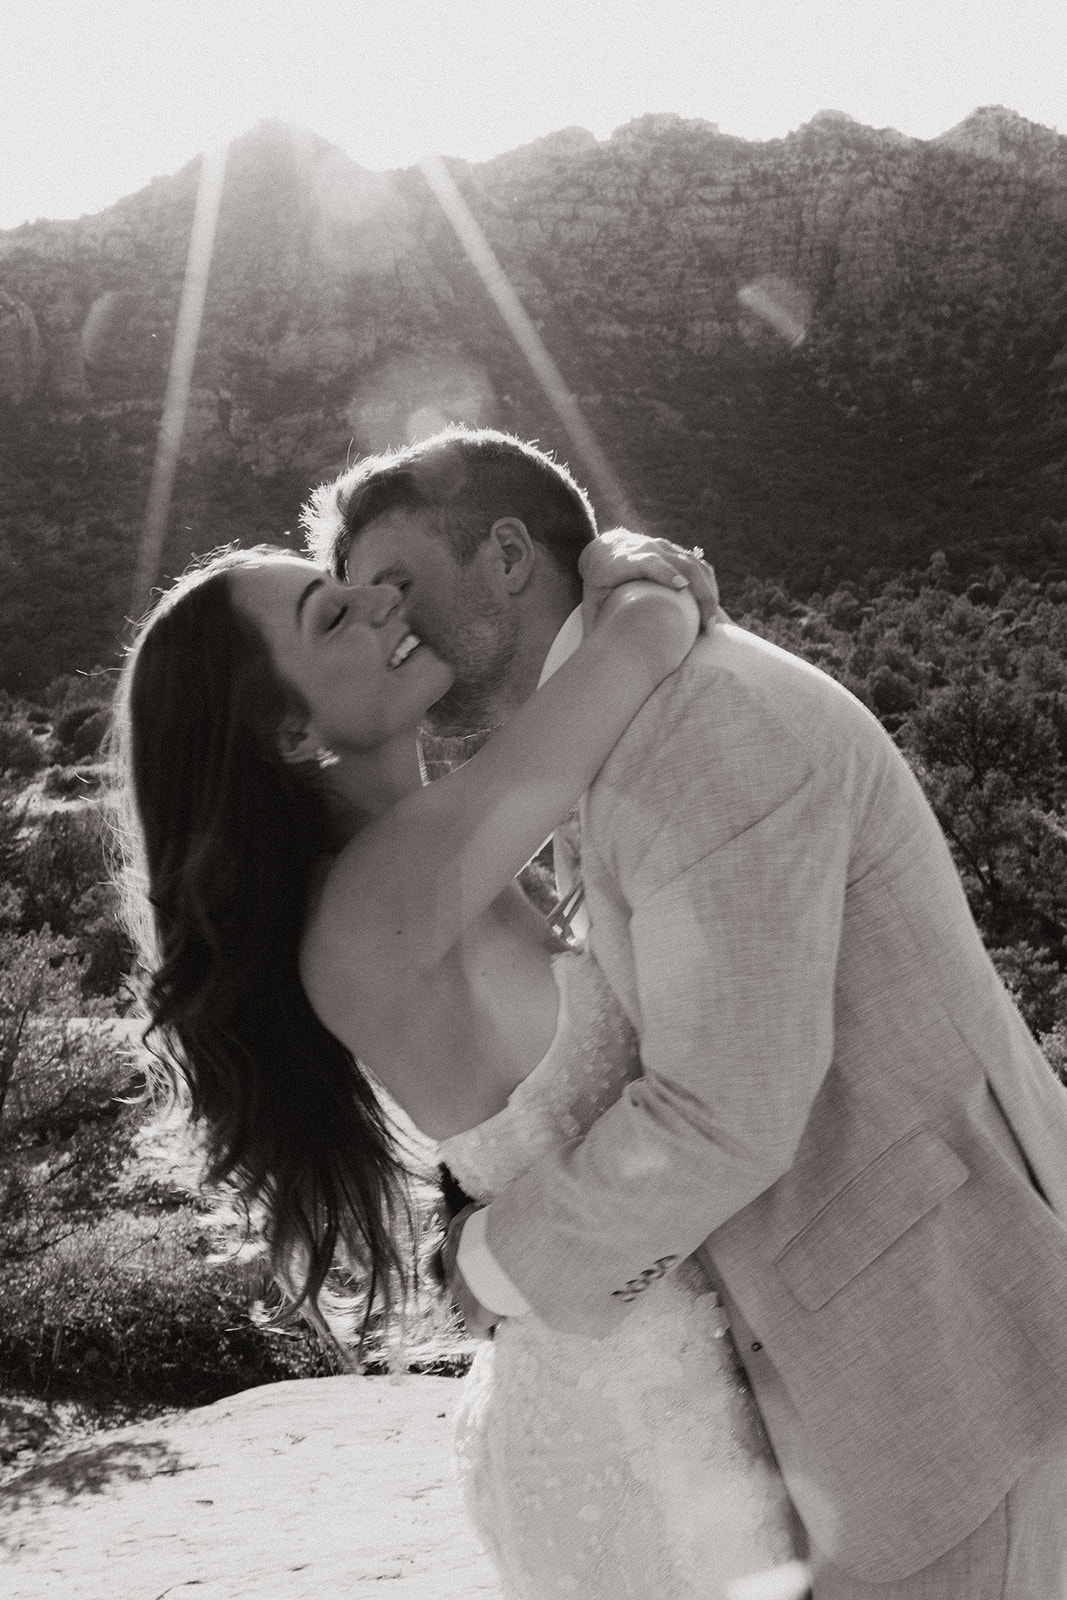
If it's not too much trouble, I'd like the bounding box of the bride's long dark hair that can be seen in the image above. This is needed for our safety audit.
[110,546,416,1344]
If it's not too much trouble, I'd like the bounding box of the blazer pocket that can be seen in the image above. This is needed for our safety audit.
[774,1128,969,1311]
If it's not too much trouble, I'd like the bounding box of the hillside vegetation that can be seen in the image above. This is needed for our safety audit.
[1,107,1066,691]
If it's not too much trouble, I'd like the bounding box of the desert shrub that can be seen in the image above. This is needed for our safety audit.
[0,928,110,1128]
[986,943,1067,1052]
[0,1208,340,1405]
[54,703,100,746]
[1040,1025,1067,1083]
[54,705,109,763]
[73,887,135,999]
[0,769,132,999]
[0,933,330,1405]
[0,719,48,780]
[0,783,25,883]
[42,764,105,800]
[0,1133,457,1404]
[13,809,107,940]
[0,932,138,1253]
[45,673,114,718]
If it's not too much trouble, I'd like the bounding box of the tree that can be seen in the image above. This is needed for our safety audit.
[0,929,102,1127]
[739,565,1067,1065]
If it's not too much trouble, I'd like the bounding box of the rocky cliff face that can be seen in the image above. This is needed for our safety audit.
[1,109,1066,690]
[935,105,1067,181]
[0,292,45,404]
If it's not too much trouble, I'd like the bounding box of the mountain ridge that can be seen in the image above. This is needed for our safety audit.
[5,105,1065,239]
[1,108,1065,691]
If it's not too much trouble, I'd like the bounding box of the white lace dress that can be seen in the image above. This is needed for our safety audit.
[438,950,803,1600]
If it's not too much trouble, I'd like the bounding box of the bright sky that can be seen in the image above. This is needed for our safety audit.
[2,0,1064,230]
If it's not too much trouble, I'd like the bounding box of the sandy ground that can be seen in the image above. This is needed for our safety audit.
[1,1374,503,1600]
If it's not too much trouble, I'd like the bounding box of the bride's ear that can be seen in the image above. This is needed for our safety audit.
[278,716,331,768]
[486,517,537,595]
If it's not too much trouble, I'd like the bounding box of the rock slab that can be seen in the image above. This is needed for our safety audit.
[1,1374,503,1599]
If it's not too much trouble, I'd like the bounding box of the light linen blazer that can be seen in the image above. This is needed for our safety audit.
[484,622,1067,1582]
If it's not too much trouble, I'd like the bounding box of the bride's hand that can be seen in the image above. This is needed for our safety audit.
[579,530,720,633]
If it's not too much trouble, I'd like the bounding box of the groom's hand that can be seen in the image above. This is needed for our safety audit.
[580,530,720,632]
[434,1203,501,1340]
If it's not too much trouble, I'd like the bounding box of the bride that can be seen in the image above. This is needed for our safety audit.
[112,536,803,1599]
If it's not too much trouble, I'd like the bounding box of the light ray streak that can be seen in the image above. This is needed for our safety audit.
[419,153,641,530]
[130,142,228,618]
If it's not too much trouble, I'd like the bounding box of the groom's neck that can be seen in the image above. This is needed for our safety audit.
[507,595,576,706]
[495,574,579,717]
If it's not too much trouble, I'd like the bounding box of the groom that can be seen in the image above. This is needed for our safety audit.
[304,427,1067,1597]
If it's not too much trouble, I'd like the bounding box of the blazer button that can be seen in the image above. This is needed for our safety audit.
[751,1341,763,1352]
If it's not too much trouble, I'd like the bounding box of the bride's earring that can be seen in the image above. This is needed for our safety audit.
[279,722,338,770]
[282,745,338,769]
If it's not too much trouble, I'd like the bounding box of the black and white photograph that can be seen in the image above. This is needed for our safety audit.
[2,4,1067,1596]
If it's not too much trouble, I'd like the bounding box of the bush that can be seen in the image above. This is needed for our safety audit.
[0,1210,338,1406]
[13,809,109,941]
[0,783,25,884]
[0,928,106,1128]
[42,764,106,800]
[0,925,336,1407]
[1,808,131,1001]
[45,674,114,718]
[54,705,109,763]
[0,719,49,780]
[988,943,1067,1043]
[74,889,135,999]
[1040,1025,1067,1086]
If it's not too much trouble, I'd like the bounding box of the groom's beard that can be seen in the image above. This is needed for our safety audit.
[421,595,520,738]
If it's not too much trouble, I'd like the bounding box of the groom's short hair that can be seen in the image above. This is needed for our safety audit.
[302,427,597,580]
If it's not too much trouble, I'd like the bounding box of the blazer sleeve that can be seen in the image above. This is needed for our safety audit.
[483,633,860,1334]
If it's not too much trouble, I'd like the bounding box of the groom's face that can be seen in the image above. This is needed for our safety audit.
[344,505,520,736]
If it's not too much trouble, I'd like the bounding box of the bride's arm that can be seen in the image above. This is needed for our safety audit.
[318,581,700,970]
[580,530,720,630]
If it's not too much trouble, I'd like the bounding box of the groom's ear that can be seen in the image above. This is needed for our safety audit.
[486,517,537,595]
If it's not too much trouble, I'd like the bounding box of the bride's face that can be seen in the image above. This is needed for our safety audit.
[228,558,454,755]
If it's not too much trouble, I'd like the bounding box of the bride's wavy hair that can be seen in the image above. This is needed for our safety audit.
[108,546,416,1349]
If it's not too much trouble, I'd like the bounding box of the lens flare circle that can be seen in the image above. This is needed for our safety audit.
[737,276,811,348]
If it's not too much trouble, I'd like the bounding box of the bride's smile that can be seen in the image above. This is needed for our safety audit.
[228,556,454,762]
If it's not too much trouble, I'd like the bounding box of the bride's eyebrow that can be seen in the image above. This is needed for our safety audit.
[295,577,325,627]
